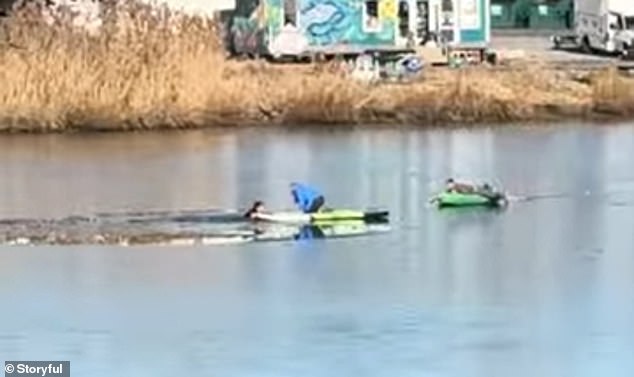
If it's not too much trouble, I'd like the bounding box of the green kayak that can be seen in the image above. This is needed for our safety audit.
[433,191,507,208]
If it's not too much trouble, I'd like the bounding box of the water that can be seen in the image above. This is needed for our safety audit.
[1,124,634,377]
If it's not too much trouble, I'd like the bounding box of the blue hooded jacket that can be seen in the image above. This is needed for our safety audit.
[290,182,323,213]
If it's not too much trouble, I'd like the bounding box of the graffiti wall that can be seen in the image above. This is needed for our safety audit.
[298,0,396,46]
[230,0,269,55]
[230,0,399,57]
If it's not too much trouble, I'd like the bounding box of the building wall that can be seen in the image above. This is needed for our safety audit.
[137,0,236,18]
[290,0,397,46]
[230,0,399,57]
[490,0,572,29]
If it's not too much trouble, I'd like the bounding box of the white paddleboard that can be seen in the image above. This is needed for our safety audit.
[253,212,312,224]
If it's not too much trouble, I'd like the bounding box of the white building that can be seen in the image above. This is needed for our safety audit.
[135,0,235,18]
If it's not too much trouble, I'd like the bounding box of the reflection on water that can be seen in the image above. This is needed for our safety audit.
[1,124,634,376]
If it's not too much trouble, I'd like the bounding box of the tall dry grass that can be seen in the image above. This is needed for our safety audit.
[589,67,634,116]
[0,1,633,133]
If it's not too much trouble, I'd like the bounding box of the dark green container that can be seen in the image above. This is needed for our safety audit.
[490,2,515,29]
[510,0,532,28]
[528,0,572,29]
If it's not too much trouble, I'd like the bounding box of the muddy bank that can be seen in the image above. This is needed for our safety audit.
[2,4,634,133]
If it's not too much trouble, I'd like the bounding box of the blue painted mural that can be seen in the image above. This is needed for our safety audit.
[299,0,355,45]
[298,0,396,46]
[230,0,401,57]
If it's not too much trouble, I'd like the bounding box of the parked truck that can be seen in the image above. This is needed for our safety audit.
[552,0,634,58]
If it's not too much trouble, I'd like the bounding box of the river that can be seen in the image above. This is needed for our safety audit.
[1,124,634,377]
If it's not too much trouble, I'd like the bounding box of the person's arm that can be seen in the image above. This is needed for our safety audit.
[291,189,302,211]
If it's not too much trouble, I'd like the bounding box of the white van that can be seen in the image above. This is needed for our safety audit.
[554,0,634,56]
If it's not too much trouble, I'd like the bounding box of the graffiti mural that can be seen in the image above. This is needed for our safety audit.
[267,0,284,37]
[231,0,270,55]
[229,0,400,57]
[298,0,396,47]
[378,0,397,21]
[232,19,266,55]
[299,0,355,45]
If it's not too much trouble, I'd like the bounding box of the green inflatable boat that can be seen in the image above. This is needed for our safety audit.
[433,190,508,208]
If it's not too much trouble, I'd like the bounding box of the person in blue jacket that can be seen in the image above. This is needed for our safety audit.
[290,182,325,213]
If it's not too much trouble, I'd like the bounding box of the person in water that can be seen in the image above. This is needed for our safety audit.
[244,200,265,219]
[445,178,478,194]
[290,182,325,213]
[478,183,506,202]
[480,183,494,195]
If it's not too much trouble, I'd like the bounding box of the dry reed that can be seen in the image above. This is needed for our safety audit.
[0,1,633,133]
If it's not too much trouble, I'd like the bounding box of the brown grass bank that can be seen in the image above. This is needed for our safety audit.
[1,2,634,133]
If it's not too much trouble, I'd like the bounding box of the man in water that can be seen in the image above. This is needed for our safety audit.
[244,200,265,219]
[290,182,325,213]
[480,183,494,195]
[478,183,506,203]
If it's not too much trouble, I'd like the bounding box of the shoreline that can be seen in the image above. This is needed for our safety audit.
[2,7,634,134]
[0,96,632,135]
[2,64,633,134]
[1,106,632,135]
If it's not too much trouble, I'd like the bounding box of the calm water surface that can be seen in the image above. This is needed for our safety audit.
[1,124,634,377]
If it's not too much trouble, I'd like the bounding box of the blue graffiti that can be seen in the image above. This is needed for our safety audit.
[300,0,356,45]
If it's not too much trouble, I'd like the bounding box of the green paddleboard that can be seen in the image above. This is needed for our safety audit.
[311,209,388,222]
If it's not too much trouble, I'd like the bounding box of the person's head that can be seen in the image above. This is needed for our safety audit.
[252,200,264,212]
[482,183,491,190]
[245,200,264,218]
[446,178,454,185]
